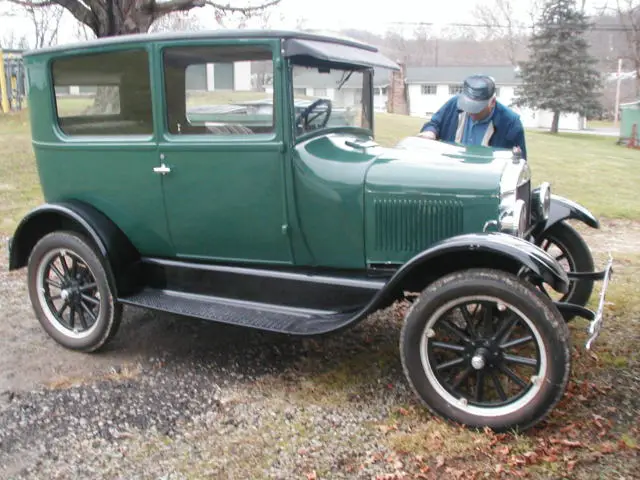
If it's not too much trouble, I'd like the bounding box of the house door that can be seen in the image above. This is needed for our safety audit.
[156,41,293,264]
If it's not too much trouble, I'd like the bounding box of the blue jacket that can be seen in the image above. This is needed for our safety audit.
[420,96,528,160]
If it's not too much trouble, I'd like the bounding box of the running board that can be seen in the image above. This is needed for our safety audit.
[118,288,362,336]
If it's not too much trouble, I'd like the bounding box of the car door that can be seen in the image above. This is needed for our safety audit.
[155,40,293,264]
[45,46,174,257]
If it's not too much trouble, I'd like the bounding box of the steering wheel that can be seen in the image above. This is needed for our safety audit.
[296,98,332,133]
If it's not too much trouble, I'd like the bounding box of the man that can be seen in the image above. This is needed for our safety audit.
[418,74,527,160]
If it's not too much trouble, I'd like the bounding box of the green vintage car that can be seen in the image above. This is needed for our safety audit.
[8,30,613,432]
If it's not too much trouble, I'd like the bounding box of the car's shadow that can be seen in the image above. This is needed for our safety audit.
[102,302,409,384]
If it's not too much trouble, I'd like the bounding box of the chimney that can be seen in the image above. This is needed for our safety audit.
[387,61,408,115]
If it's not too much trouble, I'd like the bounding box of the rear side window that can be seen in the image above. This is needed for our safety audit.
[51,49,152,136]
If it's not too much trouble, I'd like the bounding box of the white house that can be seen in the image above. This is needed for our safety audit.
[185,61,253,92]
[266,67,390,112]
[403,65,587,131]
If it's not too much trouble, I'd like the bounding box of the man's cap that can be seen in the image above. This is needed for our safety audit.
[456,74,496,114]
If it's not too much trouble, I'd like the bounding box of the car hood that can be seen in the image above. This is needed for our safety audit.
[364,136,514,197]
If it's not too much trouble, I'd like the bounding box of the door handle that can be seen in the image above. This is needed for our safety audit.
[153,163,171,175]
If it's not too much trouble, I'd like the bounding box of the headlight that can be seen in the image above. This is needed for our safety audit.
[497,159,530,237]
[499,199,527,237]
[534,182,551,221]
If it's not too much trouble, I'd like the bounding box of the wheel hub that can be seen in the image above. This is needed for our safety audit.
[471,353,485,370]
[470,347,491,370]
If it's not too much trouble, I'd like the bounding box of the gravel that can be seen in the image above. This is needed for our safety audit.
[3,220,640,479]
[1,238,416,478]
[0,343,414,479]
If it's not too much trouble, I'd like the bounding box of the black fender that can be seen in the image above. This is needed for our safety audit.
[8,200,142,296]
[368,232,570,312]
[529,194,599,240]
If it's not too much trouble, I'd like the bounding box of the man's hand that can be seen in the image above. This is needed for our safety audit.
[417,130,436,140]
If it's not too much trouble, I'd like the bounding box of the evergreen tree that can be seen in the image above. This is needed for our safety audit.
[512,0,602,133]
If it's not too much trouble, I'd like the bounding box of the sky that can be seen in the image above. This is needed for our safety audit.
[0,0,610,49]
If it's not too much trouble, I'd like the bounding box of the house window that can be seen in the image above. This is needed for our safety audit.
[51,48,152,136]
[449,84,464,95]
[421,84,437,95]
[162,44,274,136]
[313,88,328,98]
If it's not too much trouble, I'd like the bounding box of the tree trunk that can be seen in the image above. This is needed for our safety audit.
[551,111,560,134]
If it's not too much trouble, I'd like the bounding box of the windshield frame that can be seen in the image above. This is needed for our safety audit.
[287,60,374,143]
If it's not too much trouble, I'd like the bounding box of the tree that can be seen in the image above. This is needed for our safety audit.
[149,10,203,32]
[513,0,603,133]
[4,0,281,38]
[1,1,63,48]
[24,2,64,48]
[612,1,640,95]
[472,0,543,64]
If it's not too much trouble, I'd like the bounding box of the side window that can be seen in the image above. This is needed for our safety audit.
[421,84,437,95]
[51,49,152,136]
[162,44,274,136]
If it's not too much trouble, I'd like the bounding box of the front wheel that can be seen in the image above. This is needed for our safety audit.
[534,221,595,312]
[27,231,122,352]
[400,268,571,432]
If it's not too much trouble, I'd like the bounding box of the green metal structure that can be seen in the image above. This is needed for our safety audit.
[619,100,640,148]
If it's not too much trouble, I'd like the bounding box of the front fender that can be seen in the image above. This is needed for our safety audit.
[8,201,141,295]
[369,232,570,311]
[530,194,599,238]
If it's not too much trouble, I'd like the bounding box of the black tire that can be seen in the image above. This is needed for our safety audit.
[535,221,595,314]
[400,268,571,433]
[26,231,122,352]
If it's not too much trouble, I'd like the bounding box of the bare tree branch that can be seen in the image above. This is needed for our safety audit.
[4,0,283,37]
[205,0,280,14]
[147,0,206,14]
[472,0,530,64]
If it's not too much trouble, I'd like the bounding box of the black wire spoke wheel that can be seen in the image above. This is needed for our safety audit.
[422,298,543,411]
[27,231,123,352]
[538,237,573,302]
[535,221,595,311]
[36,248,101,337]
[400,269,571,432]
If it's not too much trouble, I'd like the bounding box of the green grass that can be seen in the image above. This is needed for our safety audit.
[0,110,42,234]
[374,113,640,220]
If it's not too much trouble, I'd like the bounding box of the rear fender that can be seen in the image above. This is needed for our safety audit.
[370,232,570,310]
[8,201,141,296]
[530,194,599,239]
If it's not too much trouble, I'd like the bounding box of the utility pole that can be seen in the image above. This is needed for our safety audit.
[614,57,622,128]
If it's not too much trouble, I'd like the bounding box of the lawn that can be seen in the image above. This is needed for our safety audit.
[1,109,639,478]
[374,113,640,220]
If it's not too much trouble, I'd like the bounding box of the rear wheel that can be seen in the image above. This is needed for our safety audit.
[27,231,122,352]
[400,268,571,432]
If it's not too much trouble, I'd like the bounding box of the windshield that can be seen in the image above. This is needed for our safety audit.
[291,64,372,137]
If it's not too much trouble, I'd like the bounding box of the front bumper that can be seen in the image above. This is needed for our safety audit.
[553,254,614,350]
